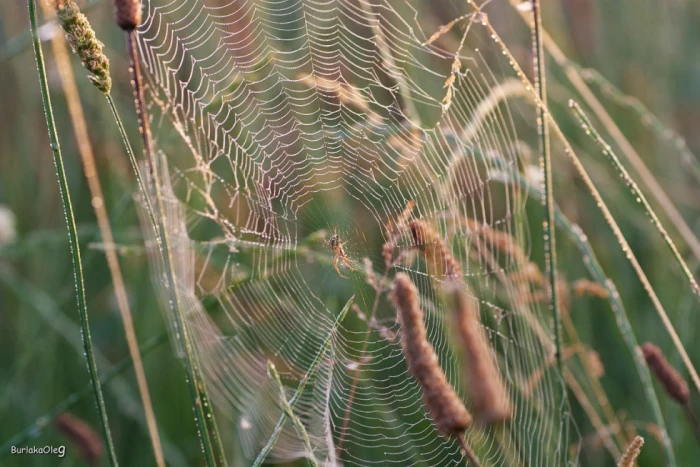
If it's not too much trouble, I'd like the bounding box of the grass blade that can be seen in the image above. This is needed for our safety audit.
[569,100,700,299]
[27,0,117,463]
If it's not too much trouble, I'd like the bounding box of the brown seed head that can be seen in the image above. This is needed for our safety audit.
[449,285,511,424]
[55,0,111,93]
[641,342,689,405]
[617,435,644,467]
[113,0,142,31]
[408,219,462,280]
[54,412,104,465]
[391,273,472,436]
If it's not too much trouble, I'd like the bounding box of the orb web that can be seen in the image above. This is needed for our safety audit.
[136,0,578,464]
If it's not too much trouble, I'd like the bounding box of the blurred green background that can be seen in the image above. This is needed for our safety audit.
[1,0,699,465]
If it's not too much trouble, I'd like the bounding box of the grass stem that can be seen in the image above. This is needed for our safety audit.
[123,30,225,467]
[27,0,117,463]
[530,0,566,436]
[40,2,165,462]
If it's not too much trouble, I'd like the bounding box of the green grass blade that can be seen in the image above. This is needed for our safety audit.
[27,0,117,463]
[267,361,318,467]
[569,100,700,299]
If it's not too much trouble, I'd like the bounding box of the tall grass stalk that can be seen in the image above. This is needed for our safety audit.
[123,30,224,466]
[27,0,117,463]
[530,0,566,433]
[43,1,165,463]
[498,167,675,465]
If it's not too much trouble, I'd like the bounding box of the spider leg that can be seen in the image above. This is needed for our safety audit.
[340,257,356,271]
[333,256,347,279]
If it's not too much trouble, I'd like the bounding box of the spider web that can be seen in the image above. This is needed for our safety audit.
[136,0,578,464]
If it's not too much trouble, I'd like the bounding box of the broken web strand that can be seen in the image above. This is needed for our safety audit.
[135,0,576,464]
[475,13,678,465]
[569,100,700,300]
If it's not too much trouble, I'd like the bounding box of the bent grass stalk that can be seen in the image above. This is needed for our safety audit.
[253,295,354,467]
[27,0,117,464]
[569,100,700,299]
[569,62,700,183]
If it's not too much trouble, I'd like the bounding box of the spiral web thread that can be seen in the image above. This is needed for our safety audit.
[136,0,578,464]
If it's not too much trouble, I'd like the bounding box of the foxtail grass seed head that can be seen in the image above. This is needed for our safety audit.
[113,0,142,31]
[55,0,111,93]
[641,342,690,405]
[617,435,644,467]
[408,219,462,280]
[391,273,473,436]
[54,412,104,465]
[449,285,511,424]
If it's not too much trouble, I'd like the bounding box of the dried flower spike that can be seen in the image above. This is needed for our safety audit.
[617,435,644,467]
[55,0,111,93]
[55,412,104,465]
[641,342,690,405]
[449,285,511,424]
[409,219,462,280]
[113,0,142,31]
[391,273,472,436]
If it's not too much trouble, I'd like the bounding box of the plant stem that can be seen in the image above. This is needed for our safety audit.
[498,167,676,466]
[531,0,567,450]
[124,31,224,467]
[27,1,117,463]
[40,2,165,462]
[569,101,700,299]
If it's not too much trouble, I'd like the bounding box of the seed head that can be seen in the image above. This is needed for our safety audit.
[55,0,111,93]
[617,435,644,467]
[641,342,689,405]
[391,273,472,436]
[55,412,104,465]
[113,0,142,31]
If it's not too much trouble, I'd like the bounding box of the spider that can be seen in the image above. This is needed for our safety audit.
[328,229,355,278]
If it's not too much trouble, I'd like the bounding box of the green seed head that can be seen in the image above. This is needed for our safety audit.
[55,0,112,94]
